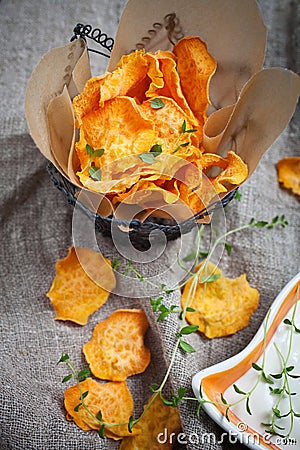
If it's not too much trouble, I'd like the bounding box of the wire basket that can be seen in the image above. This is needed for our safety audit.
[47,22,237,249]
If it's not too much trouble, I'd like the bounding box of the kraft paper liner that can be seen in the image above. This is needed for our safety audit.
[108,0,267,111]
[25,39,86,167]
[68,45,91,98]
[208,68,300,177]
[47,85,75,177]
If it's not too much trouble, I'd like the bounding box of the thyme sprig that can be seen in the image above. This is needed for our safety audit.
[57,214,289,439]
[82,144,105,181]
[173,119,197,154]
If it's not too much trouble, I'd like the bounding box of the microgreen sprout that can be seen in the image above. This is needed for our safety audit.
[82,144,105,180]
[173,120,197,153]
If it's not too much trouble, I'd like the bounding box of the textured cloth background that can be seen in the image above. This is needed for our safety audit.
[0,1,299,449]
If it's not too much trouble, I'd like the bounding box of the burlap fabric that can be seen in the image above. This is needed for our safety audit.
[0,1,299,449]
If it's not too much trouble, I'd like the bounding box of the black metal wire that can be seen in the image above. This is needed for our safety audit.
[70,23,114,58]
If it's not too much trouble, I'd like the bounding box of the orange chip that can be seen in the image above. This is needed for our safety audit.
[46,247,115,325]
[146,50,200,132]
[83,309,151,381]
[64,378,139,438]
[120,394,181,450]
[211,151,248,192]
[173,36,217,124]
[181,261,259,338]
[72,73,109,126]
[276,156,300,196]
[76,96,156,171]
[139,97,199,150]
[100,50,149,106]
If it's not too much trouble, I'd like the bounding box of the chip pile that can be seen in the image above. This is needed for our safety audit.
[181,261,259,338]
[73,36,248,214]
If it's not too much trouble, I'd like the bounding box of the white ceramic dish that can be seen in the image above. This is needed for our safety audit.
[192,272,300,450]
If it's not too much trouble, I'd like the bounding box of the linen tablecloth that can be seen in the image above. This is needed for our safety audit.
[1,1,299,449]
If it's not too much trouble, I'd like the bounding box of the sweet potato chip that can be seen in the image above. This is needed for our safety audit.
[206,151,249,193]
[173,36,217,124]
[64,378,139,438]
[276,157,300,196]
[181,261,259,338]
[120,394,181,450]
[101,50,149,105]
[72,74,108,126]
[46,247,115,325]
[139,97,199,150]
[76,96,156,171]
[83,309,151,381]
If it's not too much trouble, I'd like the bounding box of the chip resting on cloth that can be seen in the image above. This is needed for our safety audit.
[46,247,116,325]
[119,394,181,449]
[83,309,151,381]
[64,378,139,439]
[276,157,300,196]
[181,261,259,338]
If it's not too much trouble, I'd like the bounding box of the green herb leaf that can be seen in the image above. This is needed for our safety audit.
[88,166,102,181]
[201,274,221,283]
[150,297,163,312]
[246,397,252,415]
[272,407,281,418]
[62,374,72,383]
[157,311,170,322]
[224,242,232,256]
[286,366,294,372]
[78,367,91,381]
[220,393,227,405]
[254,221,269,228]
[74,403,82,412]
[270,372,283,379]
[186,307,196,313]
[138,152,157,164]
[234,190,242,201]
[150,144,163,154]
[233,384,246,395]
[225,407,230,421]
[128,415,137,432]
[181,120,187,133]
[98,424,105,439]
[160,394,174,406]
[183,252,196,262]
[112,258,120,270]
[150,98,165,109]
[93,148,105,157]
[180,325,199,335]
[179,339,196,353]
[185,128,198,133]
[96,410,102,421]
[199,251,209,258]
[57,352,69,364]
[252,362,262,371]
[287,373,300,379]
[269,387,283,395]
[283,318,292,326]
[149,383,159,393]
[86,144,94,156]
[82,391,89,400]
[262,371,274,384]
